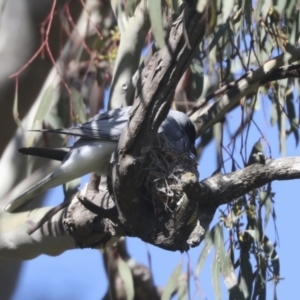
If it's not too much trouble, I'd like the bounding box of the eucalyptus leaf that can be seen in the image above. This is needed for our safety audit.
[13,87,25,141]
[125,0,141,16]
[161,263,182,300]
[171,0,179,14]
[286,92,299,146]
[190,58,204,100]
[26,85,55,147]
[222,252,238,290]
[177,274,188,300]
[259,190,272,228]
[33,85,54,128]
[221,0,234,23]
[196,231,213,275]
[210,224,225,262]
[263,236,280,277]
[196,0,208,13]
[212,255,222,300]
[148,0,165,49]
[117,257,135,300]
[71,88,87,123]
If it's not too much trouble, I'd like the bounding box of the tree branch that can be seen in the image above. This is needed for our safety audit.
[0,207,74,260]
[2,155,300,259]
[109,2,209,251]
[190,45,300,136]
[108,0,150,109]
[198,156,300,207]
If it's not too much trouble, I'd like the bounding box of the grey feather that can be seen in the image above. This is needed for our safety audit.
[5,107,196,212]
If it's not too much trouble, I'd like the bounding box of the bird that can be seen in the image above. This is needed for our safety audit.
[4,106,196,212]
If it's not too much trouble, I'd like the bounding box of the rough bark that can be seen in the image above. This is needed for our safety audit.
[109,2,209,251]
[102,239,161,300]
[198,156,300,206]
[108,0,150,109]
[1,154,300,259]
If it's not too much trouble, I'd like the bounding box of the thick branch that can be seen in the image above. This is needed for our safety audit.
[102,239,161,300]
[110,2,209,251]
[199,156,300,206]
[0,207,74,260]
[109,0,150,109]
[0,182,124,260]
[3,154,300,258]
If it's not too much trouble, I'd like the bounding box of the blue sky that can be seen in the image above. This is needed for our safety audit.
[11,94,300,300]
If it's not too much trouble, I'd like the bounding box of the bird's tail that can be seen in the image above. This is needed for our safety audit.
[4,172,60,212]
[19,147,69,161]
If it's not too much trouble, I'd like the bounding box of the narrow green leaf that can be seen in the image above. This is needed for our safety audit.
[26,85,54,147]
[34,85,54,127]
[222,253,238,290]
[277,80,288,156]
[72,88,87,123]
[125,0,141,16]
[148,0,165,49]
[213,123,222,163]
[212,255,222,300]
[208,24,228,53]
[117,257,135,300]
[222,253,245,300]
[270,101,277,126]
[239,253,253,299]
[286,92,299,146]
[259,190,272,228]
[161,263,182,300]
[171,0,179,14]
[190,58,204,100]
[177,274,188,300]
[13,87,31,174]
[196,231,213,275]
[196,0,208,13]
[221,0,234,22]
[274,1,288,18]
[286,92,296,119]
[46,111,64,130]
[285,0,296,20]
[13,87,25,140]
[263,236,280,277]
[210,224,225,262]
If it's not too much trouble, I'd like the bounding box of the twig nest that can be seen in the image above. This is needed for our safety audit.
[139,135,199,214]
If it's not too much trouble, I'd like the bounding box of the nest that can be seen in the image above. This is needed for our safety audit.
[139,135,199,214]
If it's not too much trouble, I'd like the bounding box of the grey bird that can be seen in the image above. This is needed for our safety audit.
[4,107,196,212]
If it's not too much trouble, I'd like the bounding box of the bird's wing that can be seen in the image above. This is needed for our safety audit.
[18,147,70,161]
[31,107,132,140]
